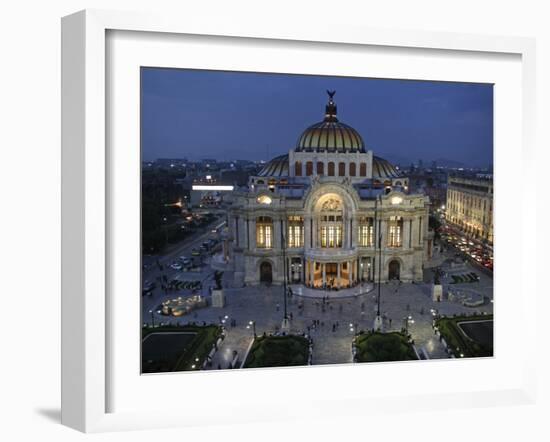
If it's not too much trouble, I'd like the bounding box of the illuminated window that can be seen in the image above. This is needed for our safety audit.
[287,216,304,248]
[388,216,403,247]
[319,197,343,248]
[256,216,273,248]
[358,217,374,247]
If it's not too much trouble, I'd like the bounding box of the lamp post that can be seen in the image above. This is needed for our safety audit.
[248,320,257,338]
[149,309,155,328]
[281,222,290,332]
[373,195,384,331]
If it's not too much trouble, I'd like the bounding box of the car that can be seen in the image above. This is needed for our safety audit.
[179,256,192,266]
[170,262,183,271]
[191,248,201,256]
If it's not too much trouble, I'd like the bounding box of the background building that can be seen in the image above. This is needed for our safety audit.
[446,176,493,243]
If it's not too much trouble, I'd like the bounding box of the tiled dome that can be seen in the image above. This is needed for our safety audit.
[257,154,289,177]
[372,156,400,179]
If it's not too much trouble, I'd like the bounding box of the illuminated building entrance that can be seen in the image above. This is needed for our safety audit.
[305,260,358,289]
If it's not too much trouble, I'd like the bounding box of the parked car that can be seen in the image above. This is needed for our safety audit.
[170,262,183,271]
[191,248,201,256]
[179,256,192,266]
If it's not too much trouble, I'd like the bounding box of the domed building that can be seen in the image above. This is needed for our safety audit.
[228,92,432,288]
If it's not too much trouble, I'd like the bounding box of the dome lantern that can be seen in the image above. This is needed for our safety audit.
[296,91,365,153]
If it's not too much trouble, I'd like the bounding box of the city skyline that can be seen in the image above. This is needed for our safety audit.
[141,68,493,168]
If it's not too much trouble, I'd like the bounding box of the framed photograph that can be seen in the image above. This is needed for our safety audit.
[61,9,537,433]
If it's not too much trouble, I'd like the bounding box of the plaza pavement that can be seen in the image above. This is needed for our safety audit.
[143,247,493,369]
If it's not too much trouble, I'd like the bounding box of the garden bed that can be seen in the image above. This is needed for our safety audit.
[450,272,480,284]
[435,314,493,358]
[243,335,310,368]
[142,324,222,373]
[354,331,417,363]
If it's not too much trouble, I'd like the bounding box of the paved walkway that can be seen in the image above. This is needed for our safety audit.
[144,248,493,368]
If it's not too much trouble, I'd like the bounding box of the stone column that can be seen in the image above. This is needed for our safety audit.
[250,218,256,249]
[350,216,356,248]
[346,216,352,248]
[380,218,387,249]
[348,261,352,286]
[402,216,410,250]
[413,216,421,247]
[273,217,281,250]
[311,260,315,286]
[238,217,247,248]
[304,215,311,249]
[337,262,341,288]
[322,263,326,287]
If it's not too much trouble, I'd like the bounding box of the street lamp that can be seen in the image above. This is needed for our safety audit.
[373,195,383,331]
[281,227,290,332]
[149,309,155,328]
[247,320,257,338]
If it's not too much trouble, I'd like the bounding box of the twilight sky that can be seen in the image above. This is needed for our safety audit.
[141,68,493,168]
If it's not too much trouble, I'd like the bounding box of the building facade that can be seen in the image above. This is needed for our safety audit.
[227,92,432,288]
[446,176,493,243]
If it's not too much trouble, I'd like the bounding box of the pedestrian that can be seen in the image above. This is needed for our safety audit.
[389,318,392,328]
[276,303,280,311]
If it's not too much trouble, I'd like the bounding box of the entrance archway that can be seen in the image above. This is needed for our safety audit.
[388,260,400,280]
[260,261,273,284]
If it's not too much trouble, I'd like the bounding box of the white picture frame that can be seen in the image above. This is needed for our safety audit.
[61,9,537,433]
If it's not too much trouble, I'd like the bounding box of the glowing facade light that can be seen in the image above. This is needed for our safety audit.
[391,196,403,205]
[257,195,273,205]
[192,185,234,191]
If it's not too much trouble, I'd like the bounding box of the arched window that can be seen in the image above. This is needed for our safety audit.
[338,162,346,176]
[328,162,335,176]
[306,161,313,176]
[349,163,356,176]
[295,161,302,176]
[256,216,273,249]
[316,161,324,176]
[359,162,367,176]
